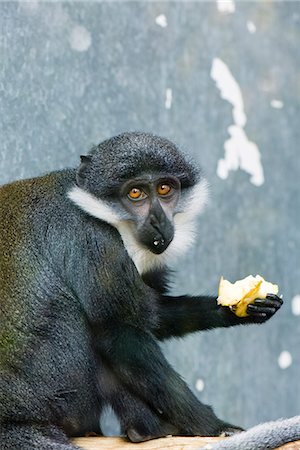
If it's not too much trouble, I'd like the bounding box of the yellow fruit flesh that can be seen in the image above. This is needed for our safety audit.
[217,275,279,317]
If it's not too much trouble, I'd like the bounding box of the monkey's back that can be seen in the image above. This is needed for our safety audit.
[0,169,76,310]
[0,170,103,432]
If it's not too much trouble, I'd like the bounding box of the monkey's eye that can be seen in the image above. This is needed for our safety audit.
[157,184,172,196]
[127,188,147,201]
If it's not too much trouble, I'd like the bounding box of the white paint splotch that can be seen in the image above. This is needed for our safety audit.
[211,59,246,127]
[278,351,293,370]
[195,378,205,392]
[247,21,257,34]
[211,58,264,186]
[292,295,300,316]
[216,0,235,14]
[165,88,173,110]
[271,99,284,109]
[217,126,264,186]
[69,25,91,52]
[155,14,168,28]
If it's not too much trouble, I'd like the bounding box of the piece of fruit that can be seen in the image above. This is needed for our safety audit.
[217,275,279,317]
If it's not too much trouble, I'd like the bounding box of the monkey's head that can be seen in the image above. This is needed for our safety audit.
[69,132,208,267]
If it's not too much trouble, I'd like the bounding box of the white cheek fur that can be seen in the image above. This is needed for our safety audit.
[68,179,209,275]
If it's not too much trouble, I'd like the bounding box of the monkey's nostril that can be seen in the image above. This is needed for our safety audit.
[153,237,165,247]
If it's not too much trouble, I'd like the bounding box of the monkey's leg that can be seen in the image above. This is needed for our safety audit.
[0,371,103,439]
[111,389,178,442]
[97,324,238,437]
[99,364,178,442]
[0,423,81,450]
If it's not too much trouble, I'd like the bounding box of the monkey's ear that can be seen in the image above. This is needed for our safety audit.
[76,154,92,188]
[80,155,92,164]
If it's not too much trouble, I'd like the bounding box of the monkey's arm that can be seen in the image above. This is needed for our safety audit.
[154,294,283,340]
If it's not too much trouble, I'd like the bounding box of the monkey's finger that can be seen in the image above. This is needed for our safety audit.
[246,311,267,319]
[253,298,282,309]
[266,293,284,304]
[247,304,276,316]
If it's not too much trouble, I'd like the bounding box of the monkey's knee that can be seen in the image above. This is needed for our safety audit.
[0,423,80,450]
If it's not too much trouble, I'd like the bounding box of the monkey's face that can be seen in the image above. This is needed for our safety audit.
[120,174,180,254]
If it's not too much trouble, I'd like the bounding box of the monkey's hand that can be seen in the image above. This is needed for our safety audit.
[242,294,283,323]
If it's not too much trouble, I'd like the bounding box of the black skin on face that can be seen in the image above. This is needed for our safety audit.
[119,174,180,254]
[0,132,283,449]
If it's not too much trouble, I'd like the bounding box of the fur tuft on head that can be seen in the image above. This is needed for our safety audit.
[75,132,200,198]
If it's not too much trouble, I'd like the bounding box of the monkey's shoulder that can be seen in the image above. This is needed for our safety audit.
[0,169,122,248]
[0,169,76,212]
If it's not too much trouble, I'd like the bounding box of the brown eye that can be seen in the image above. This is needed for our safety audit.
[157,184,171,196]
[128,188,145,200]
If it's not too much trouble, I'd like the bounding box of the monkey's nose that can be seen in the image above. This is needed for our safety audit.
[150,216,165,248]
[153,237,165,247]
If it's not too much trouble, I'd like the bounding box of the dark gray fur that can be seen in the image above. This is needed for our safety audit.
[77,132,199,197]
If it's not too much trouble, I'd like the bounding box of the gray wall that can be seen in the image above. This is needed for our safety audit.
[1,0,299,432]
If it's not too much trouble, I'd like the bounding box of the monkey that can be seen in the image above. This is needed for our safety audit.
[0,132,283,449]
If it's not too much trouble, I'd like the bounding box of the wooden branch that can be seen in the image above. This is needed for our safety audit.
[72,436,300,450]
[280,443,300,450]
[72,436,222,449]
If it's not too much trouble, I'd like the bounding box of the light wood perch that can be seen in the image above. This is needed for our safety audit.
[72,436,300,450]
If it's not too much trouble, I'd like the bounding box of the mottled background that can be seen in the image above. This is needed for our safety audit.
[1,0,299,433]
